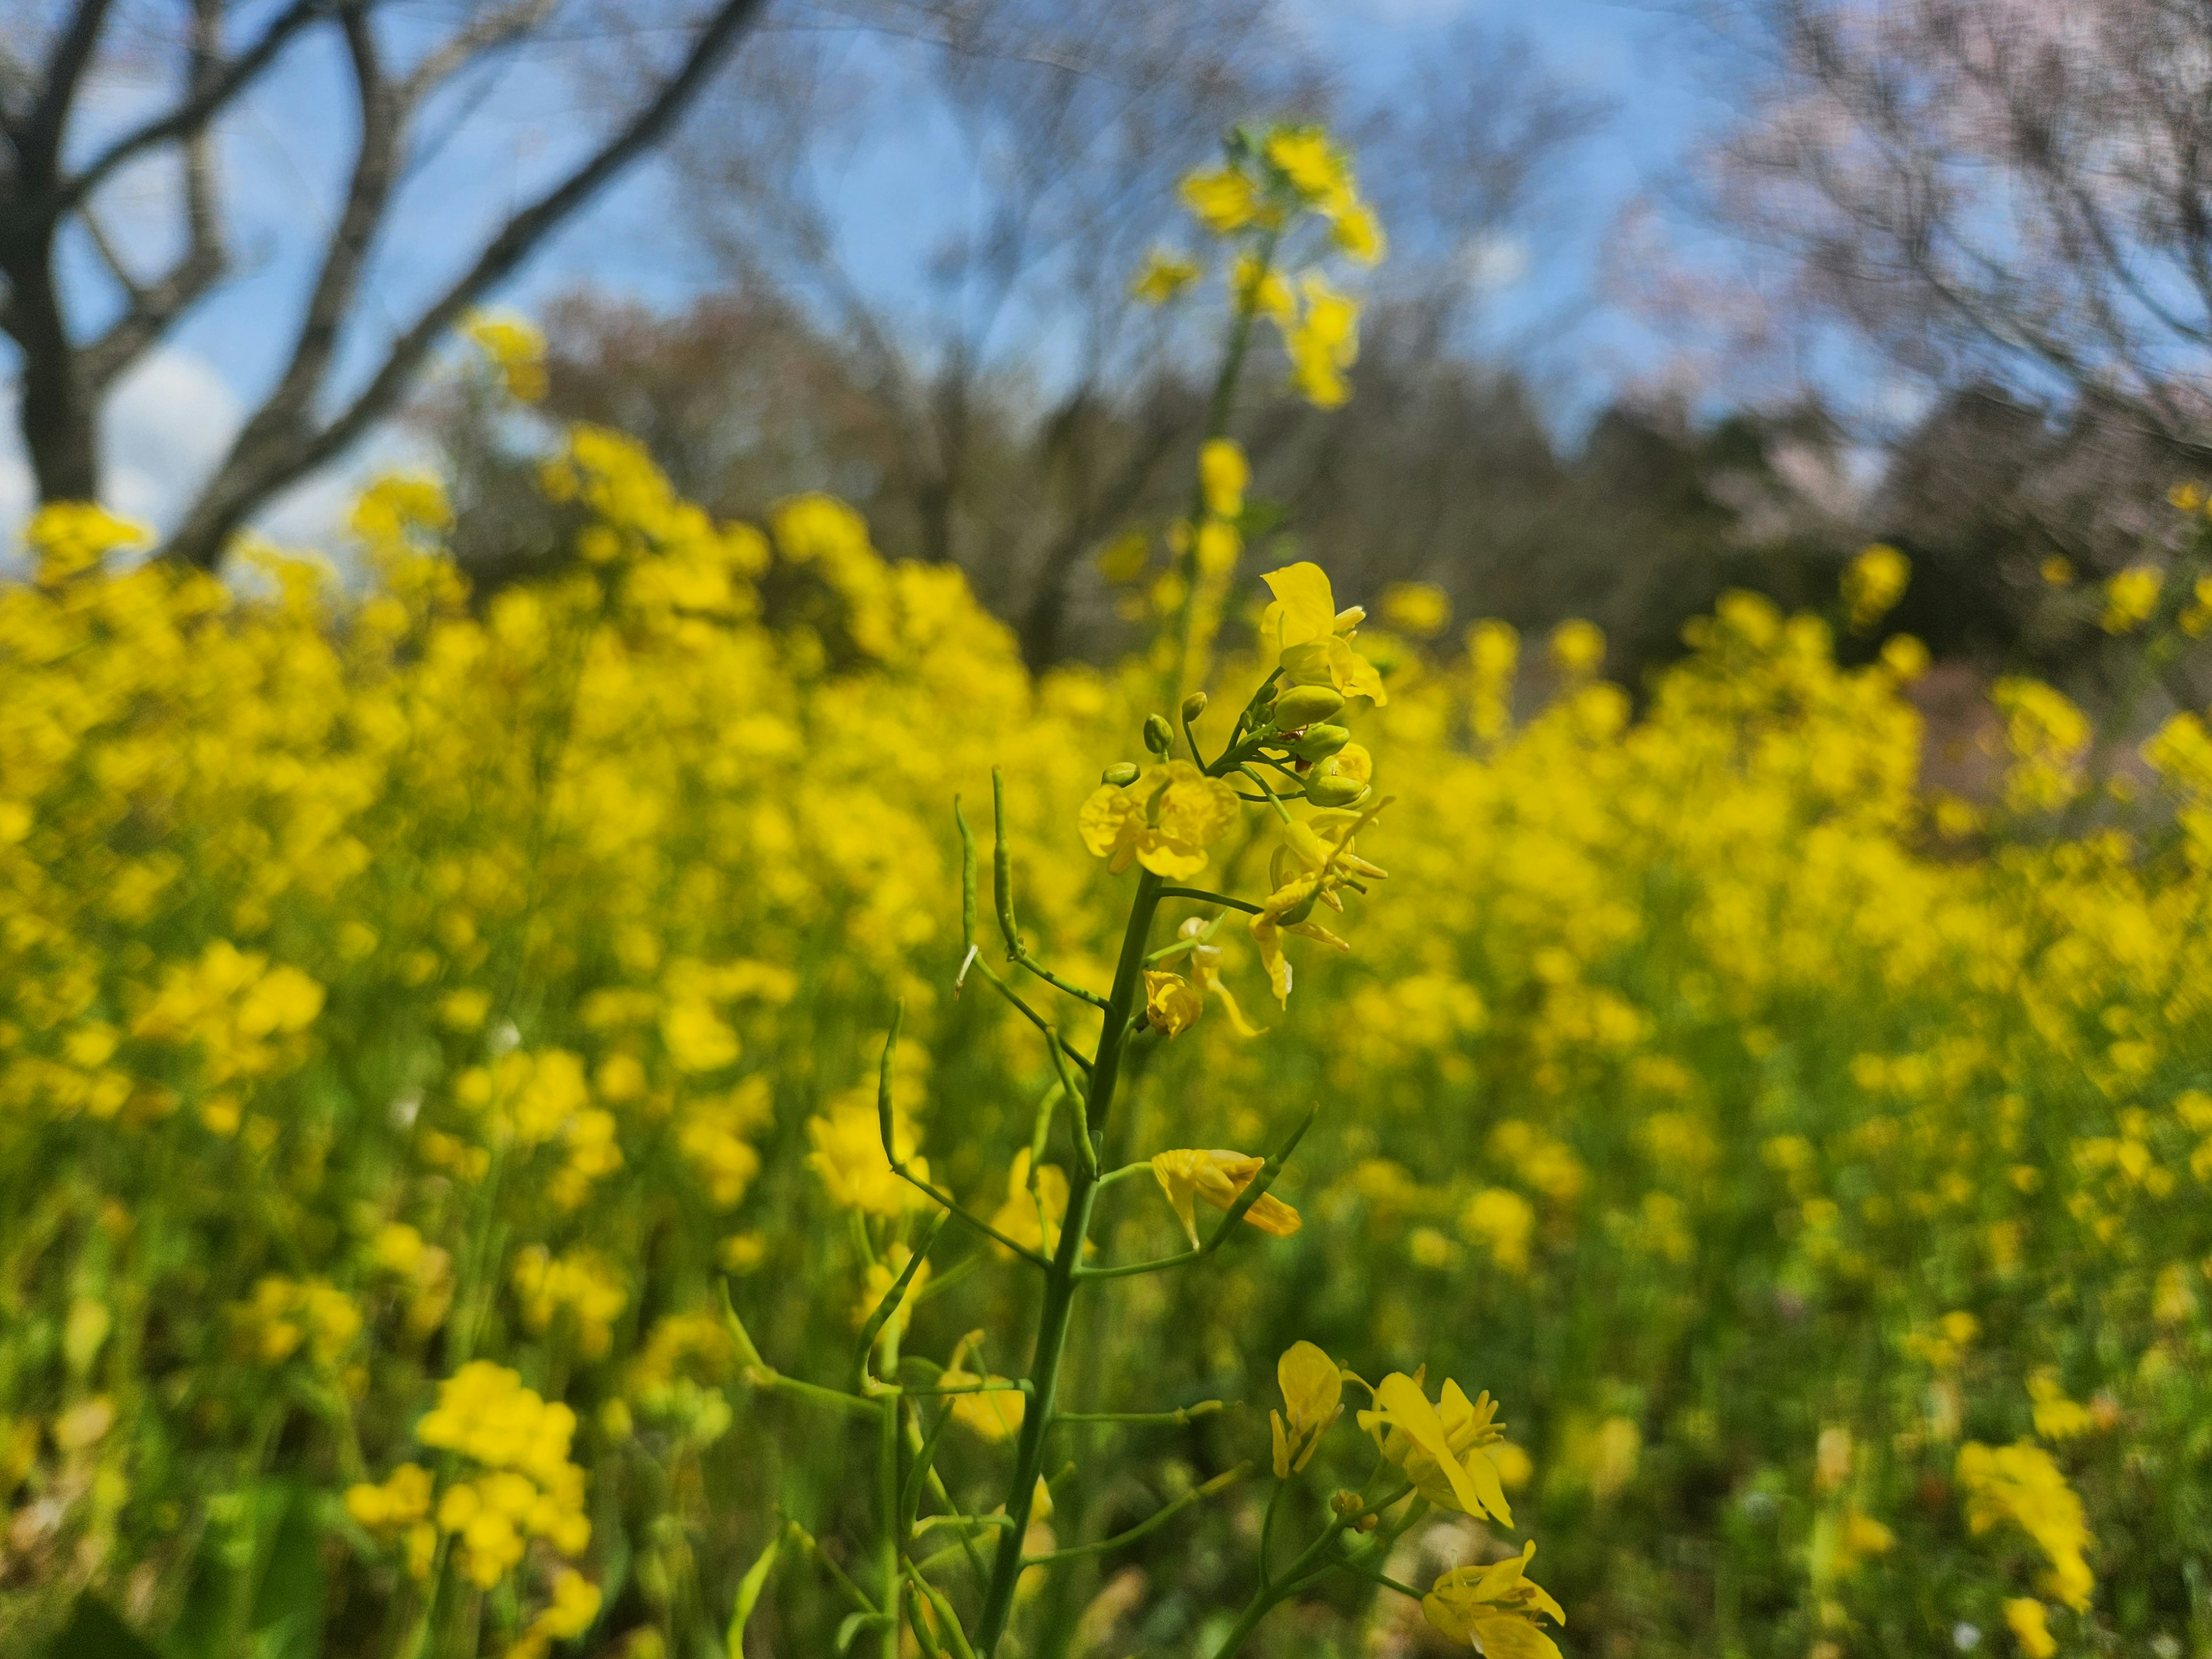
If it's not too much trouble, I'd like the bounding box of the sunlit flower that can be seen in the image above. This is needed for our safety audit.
[1422,1541,1565,1658]
[1270,1340,1343,1476]
[1078,760,1241,880]
[1358,1371,1513,1523]
[1259,562,1387,705]
[1150,1149,1301,1248]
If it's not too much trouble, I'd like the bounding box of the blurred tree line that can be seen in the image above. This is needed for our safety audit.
[415,0,2212,700]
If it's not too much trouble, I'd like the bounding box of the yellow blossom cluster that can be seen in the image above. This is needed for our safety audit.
[10,334,2212,1654]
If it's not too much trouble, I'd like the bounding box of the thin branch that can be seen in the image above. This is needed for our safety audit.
[55,0,334,212]
[1019,1464,1247,1565]
[164,0,771,567]
[400,0,559,104]
[1157,886,1263,915]
[18,0,116,179]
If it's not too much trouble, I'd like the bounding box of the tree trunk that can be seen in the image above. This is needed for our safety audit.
[2,228,103,503]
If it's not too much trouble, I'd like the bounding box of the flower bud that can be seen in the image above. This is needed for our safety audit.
[1290,723,1351,761]
[1180,691,1209,722]
[1330,1489,1363,1518]
[1143,714,1176,756]
[1271,684,1346,730]
[1101,762,1141,787]
[1306,772,1369,808]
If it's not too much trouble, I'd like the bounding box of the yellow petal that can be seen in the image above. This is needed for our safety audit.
[1365,1374,1493,1518]
[1077,786,1135,859]
[1262,563,1338,653]
[1279,1340,1343,1438]
[1150,1150,1206,1248]
[1134,834,1212,881]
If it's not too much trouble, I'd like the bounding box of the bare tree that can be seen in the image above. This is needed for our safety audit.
[1708,0,2212,452]
[660,3,1621,665]
[673,0,1323,665]
[0,0,768,568]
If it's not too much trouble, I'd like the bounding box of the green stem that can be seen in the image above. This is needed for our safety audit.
[1169,229,1279,699]
[971,871,1165,1655]
[1021,1464,1246,1565]
[879,1400,902,1659]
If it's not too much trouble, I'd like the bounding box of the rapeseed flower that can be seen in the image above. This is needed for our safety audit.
[1358,1371,1513,1523]
[1270,1340,1343,1476]
[1078,760,1240,880]
[1259,563,1387,704]
[1131,248,1201,303]
[1150,1149,1301,1247]
[1421,1541,1564,1658]
[1143,969,1204,1037]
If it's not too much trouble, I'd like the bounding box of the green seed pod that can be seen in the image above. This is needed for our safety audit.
[1306,772,1369,808]
[1291,723,1351,761]
[1180,691,1209,722]
[1101,762,1141,787]
[1143,714,1176,756]
[1271,684,1346,730]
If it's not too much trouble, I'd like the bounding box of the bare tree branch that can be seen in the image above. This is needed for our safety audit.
[163,0,771,568]
[17,0,117,178]
[81,0,232,392]
[53,0,334,214]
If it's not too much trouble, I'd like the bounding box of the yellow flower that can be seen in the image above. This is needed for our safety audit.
[1143,969,1204,1038]
[2004,1597,2056,1659]
[807,1098,927,1216]
[1263,127,1347,203]
[1249,802,1388,1003]
[1282,276,1359,408]
[2102,565,2162,634]
[1461,1187,1535,1274]
[854,1244,932,1334]
[1358,1370,1514,1523]
[2040,554,2074,586]
[1181,165,1260,235]
[26,501,151,583]
[1130,248,1201,304]
[1379,582,1450,638]
[1332,200,1386,264]
[1250,875,1346,1006]
[1957,1440,2094,1612]
[1096,527,1152,584]
[1421,1541,1565,1658]
[1259,563,1387,706]
[1149,1149,1302,1248]
[1078,760,1240,880]
[1232,252,1294,321]
[461,309,548,402]
[1174,919,1268,1037]
[987,1149,1069,1259]
[661,998,739,1073]
[1270,1340,1343,1476]
[1548,619,1605,677]
[940,1332,1025,1443]
[1199,438,1249,520]
[1843,543,1910,631]
[2027,1369,2096,1442]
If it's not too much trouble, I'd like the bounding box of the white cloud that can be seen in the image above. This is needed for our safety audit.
[1460,231,1532,294]
[102,347,244,532]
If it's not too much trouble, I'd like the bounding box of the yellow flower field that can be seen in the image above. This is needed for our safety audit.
[6,122,2212,1659]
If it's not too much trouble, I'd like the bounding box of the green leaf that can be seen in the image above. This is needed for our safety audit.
[47,1597,165,1659]
[724,1529,782,1656]
[247,1484,328,1659]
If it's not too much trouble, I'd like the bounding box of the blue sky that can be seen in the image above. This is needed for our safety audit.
[1,0,1746,548]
